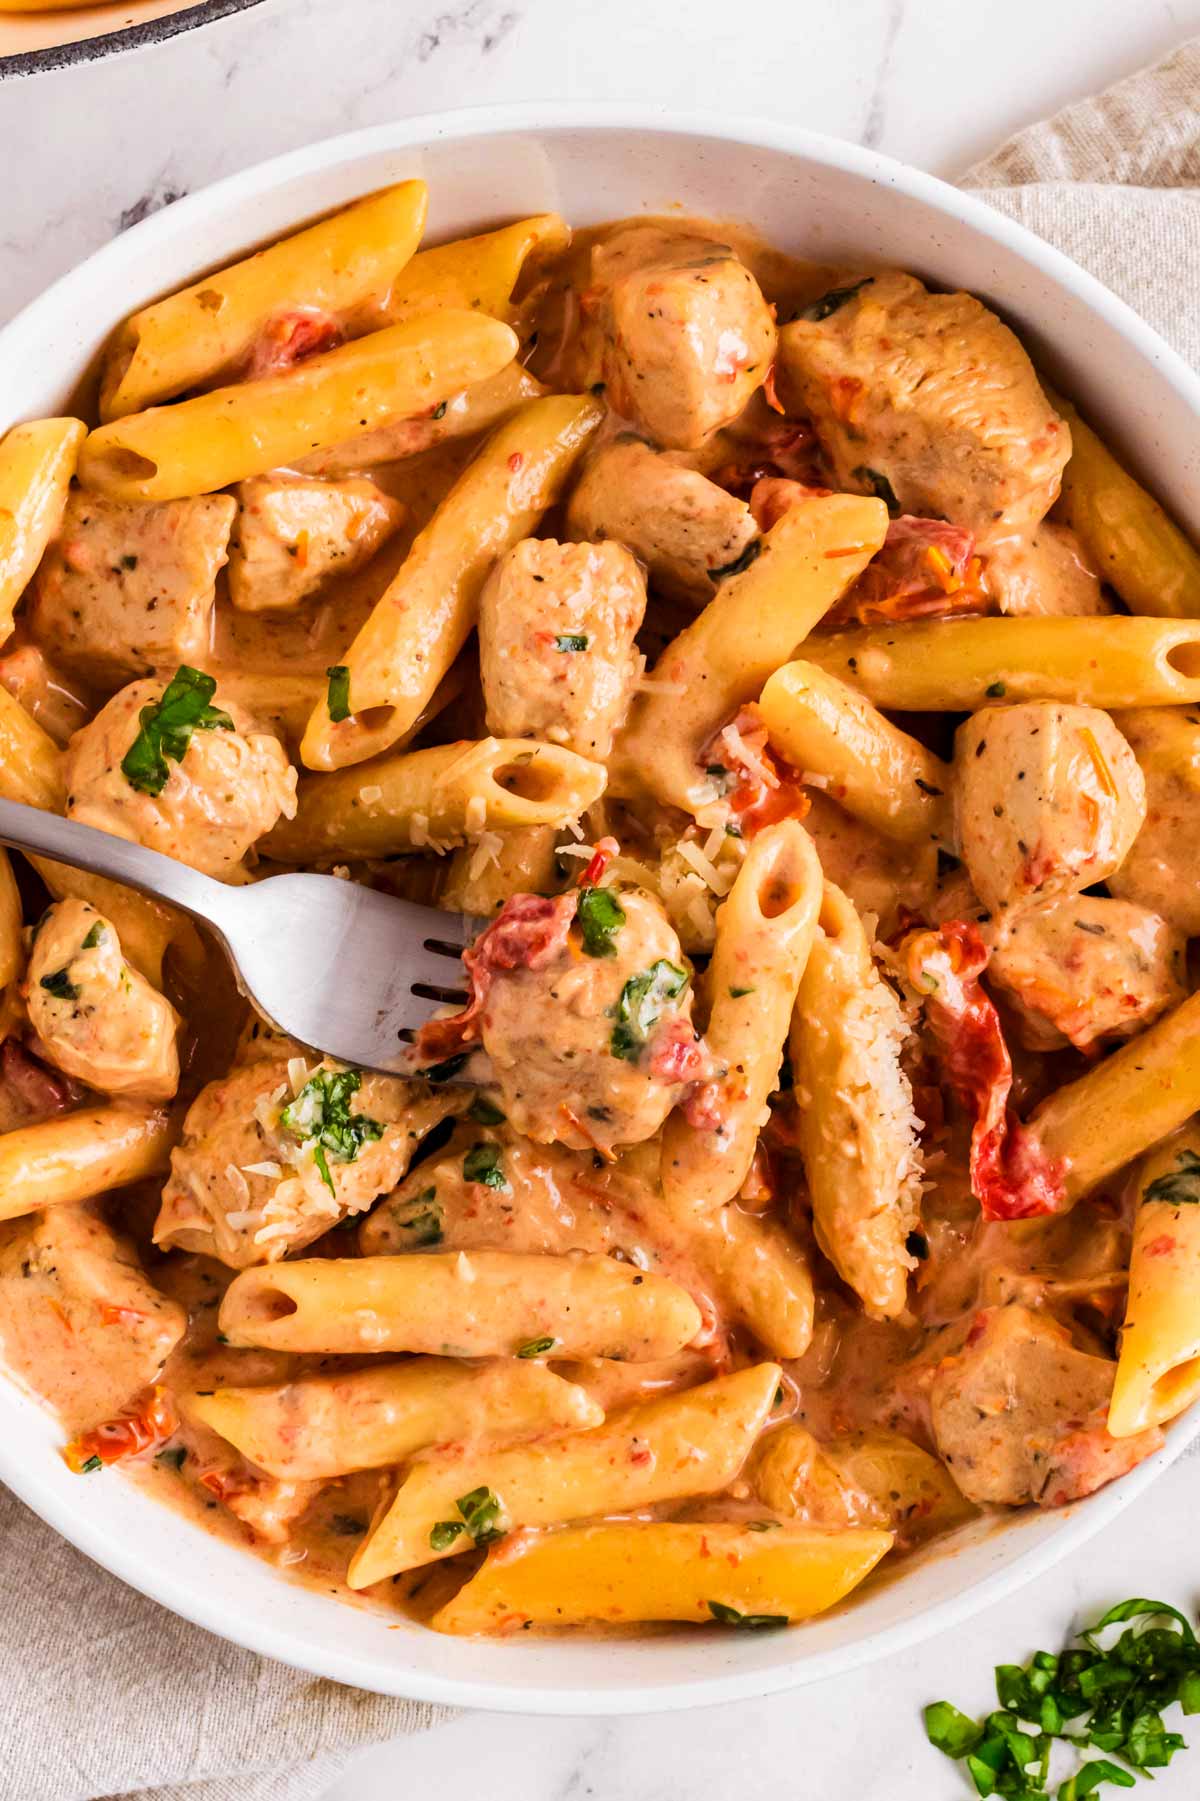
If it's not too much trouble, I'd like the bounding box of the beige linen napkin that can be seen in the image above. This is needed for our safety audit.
[5,36,1200,1801]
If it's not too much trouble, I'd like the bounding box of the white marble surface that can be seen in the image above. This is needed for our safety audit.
[4,1,1200,1796]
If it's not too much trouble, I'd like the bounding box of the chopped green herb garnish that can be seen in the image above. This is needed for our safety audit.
[729,985,755,999]
[463,1142,508,1190]
[576,884,626,959]
[853,465,900,514]
[516,1335,557,1358]
[987,681,1007,698]
[611,959,689,1061]
[79,1455,103,1474]
[396,1187,443,1246]
[725,822,743,838]
[39,968,80,1001]
[925,1598,1200,1799]
[795,278,872,322]
[1145,1149,1200,1206]
[455,1485,506,1545]
[708,539,762,582]
[432,400,448,420]
[554,633,589,653]
[81,921,105,950]
[707,1600,788,1630]
[422,1051,470,1084]
[326,664,352,723]
[467,1095,506,1126]
[120,666,234,797]
[280,1068,384,1196]
[430,1519,465,1551]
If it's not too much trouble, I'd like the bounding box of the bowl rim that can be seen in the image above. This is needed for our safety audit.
[3,99,1199,1713]
[0,0,269,82]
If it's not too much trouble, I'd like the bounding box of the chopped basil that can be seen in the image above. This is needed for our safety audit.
[987,681,1007,698]
[326,664,352,723]
[79,1455,103,1474]
[120,665,234,797]
[429,1519,465,1551]
[554,633,589,653]
[455,1485,506,1545]
[280,1068,384,1197]
[794,278,872,322]
[611,959,689,1061]
[708,539,762,582]
[422,1051,470,1084]
[707,1600,788,1630]
[1145,1149,1200,1206]
[729,985,755,999]
[516,1335,557,1358]
[576,884,626,959]
[463,1142,508,1190]
[852,465,900,514]
[39,968,80,1001]
[81,921,105,950]
[467,1095,506,1126]
[396,1187,443,1246]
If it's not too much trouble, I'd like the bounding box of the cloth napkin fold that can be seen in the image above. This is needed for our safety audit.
[4,34,1200,1801]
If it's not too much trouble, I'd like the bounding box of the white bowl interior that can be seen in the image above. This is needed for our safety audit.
[2,109,1198,1712]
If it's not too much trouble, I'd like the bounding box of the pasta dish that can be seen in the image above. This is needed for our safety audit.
[0,179,1198,1637]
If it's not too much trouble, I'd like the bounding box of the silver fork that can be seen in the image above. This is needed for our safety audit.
[0,797,480,1076]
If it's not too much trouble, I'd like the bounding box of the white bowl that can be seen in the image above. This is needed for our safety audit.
[3,105,1199,1714]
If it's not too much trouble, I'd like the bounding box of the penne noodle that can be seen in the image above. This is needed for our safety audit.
[1030,988,1200,1206]
[381,214,569,325]
[431,1520,893,1634]
[264,737,606,863]
[219,1250,703,1361]
[301,392,604,770]
[78,310,519,503]
[612,491,888,812]
[802,616,1200,712]
[0,419,86,644]
[184,1357,603,1479]
[1049,388,1200,619]
[662,820,822,1211]
[653,1188,815,1359]
[0,682,66,812]
[99,180,429,419]
[0,850,22,990]
[758,659,953,845]
[0,1103,175,1221]
[293,363,546,478]
[439,824,561,916]
[1110,1125,1200,1437]
[348,1361,781,1587]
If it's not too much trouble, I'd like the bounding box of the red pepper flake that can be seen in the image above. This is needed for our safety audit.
[507,452,525,474]
[1144,1234,1178,1258]
[99,1304,148,1328]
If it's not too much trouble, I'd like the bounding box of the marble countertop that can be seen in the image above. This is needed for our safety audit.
[4,0,1200,1795]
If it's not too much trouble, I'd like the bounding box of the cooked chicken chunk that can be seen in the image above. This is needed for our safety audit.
[1107,707,1200,934]
[929,1304,1161,1507]
[31,492,235,687]
[954,703,1145,914]
[988,895,1184,1052]
[566,436,758,603]
[778,271,1070,539]
[590,226,777,449]
[156,1043,455,1267]
[985,522,1110,617]
[802,789,938,938]
[227,476,404,613]
[26,899,180,1101]
[478,537,646,759]
[0,1202,184,1431]
[64,675,297,879]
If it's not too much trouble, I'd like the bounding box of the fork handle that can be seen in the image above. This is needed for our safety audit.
[0,797,232,932]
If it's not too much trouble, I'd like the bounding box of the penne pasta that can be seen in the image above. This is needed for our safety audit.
[264,737,605,863]
[1050,388,1200,619]
[218,1250,703,1361]
[662,820,821,1211]
[78,310,519,504]
[381,215,569,325]
[1109,1125,1200,1437]
[0,419,86,644]
[0,850,22,990]
[184,1357,603,1479]
[293,363,546,478]
[1030,989,1200,1206]
[347,1361,781,1587]
[439,824,561,916]
[99,180,429,418]
[802,616,1200,712]
[300,393,604,770]
[758,659,953,845]
[653,1188,815,1359]
[788,883,922,1320]
[430,1520,893,1634]
[0,681,65,811]
[612,491,888,812]
[0,1103,175,1221]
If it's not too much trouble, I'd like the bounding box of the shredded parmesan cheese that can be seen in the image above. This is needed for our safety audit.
[676,838,736,896]
[635,676,688,696]
[359,785,382,805]
[467,831,504,881]
[465,794,487,835]
[241,1160,282,1179]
